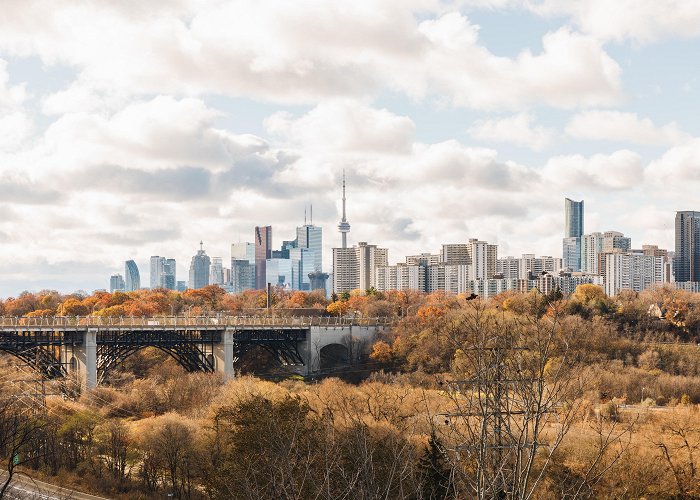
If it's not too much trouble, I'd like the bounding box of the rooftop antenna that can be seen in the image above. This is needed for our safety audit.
[310,204,313,225]
[200,240,203,251]
[304,206,307,226]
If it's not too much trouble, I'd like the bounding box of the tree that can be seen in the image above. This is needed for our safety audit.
[0,394,46,498]
[434,301,583,499]
[418,433,454,499]
[370,341,394,363]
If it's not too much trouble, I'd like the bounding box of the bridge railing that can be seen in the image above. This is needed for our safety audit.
[0,315,393,329]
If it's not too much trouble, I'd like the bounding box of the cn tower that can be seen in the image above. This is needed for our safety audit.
[337,170,351,248]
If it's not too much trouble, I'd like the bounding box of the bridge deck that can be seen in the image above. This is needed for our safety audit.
[0,315,390,333]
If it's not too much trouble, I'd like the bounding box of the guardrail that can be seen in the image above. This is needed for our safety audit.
[0,316,393,328]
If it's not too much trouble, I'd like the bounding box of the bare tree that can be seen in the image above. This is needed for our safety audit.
[433,298,629,499]
[0,394,46,499]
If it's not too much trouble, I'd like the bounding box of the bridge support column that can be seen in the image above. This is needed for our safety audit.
[214,328,235,379]
[85,329,97,389]
[75,329,98,390]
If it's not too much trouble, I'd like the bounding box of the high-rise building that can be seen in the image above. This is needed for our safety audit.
[675,211,700,283]
[163,259,176,290]
[642,245,668,257]
[565,198,584,238]
[337,170,351,249]
[467,239,498,280]
[209,257,224,285]
[563,198,584,271]
[231,260,255,293]
[332,242,388,293]
[442,244,470,265]
[297,220,323,272]
[188,241,211,290]
[110,274,125,293]
[150,256,176,290]
[581,231,631,274]
[580,233,603,274]
[290,247,316,290]
[231,242,256,262]
[496,254,562,280]
[604,251,667,296]
[602,231,631,253]
[231,242,256,293]
[266,258,293,288]
[255,226,272,289]
[406,253,441,266]
[332,247,358,293]
[563,237,581,272]
[150,256,164,289]
[124,260,140,291]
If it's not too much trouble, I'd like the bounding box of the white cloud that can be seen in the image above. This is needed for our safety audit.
[542,150,644,191]
[415,19,621,109]
[649,139,700,182]
[529,0,700,43]
[264,100,415,154]
[468,113,554,151]
[565,110,691,146]
[0,59,32,151]
[0,2,622,111]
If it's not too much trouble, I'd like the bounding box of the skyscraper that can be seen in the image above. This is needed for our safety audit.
[337,170,351,249]
[290,246,315,290]
[675,211,700,282]
[110,274,125,293]
[231,242,256,293]
[209,257,224,285]
[163,259,176,290]
[150,256,176,290]
[124,260,140,291]
[150,256,164,289]
[564,198,584,238]
[297,220,323,272]
[188,241,211,290]
[255,226,272,289]
[232,242,256,262]
[563,198,584,271]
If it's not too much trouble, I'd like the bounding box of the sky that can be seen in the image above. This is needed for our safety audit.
[1,0,700,297]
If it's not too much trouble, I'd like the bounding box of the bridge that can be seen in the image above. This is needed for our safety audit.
[0,316,389,388]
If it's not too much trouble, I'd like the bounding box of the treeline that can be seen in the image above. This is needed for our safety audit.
[4,282,700,330]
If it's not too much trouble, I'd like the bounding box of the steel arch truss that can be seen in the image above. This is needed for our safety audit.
[232,329,306,366]
[0,331,69,378]
[96,329,219,383]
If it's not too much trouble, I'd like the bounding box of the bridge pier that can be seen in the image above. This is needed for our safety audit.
[213,328,235,379]
[72,329,97,390]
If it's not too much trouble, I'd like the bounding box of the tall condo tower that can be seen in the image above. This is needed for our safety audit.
[675,211,700,282]
[124,260,140,291]
[337,170,351,249]
[563,198,584,271]
[255,226,273,289]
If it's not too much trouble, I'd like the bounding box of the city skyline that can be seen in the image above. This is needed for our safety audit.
[3,2,700,296]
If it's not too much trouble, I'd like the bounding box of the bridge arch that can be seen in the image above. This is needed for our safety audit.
[0,345,65,378]
[319,343,350,370]
[97,339,215,383]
